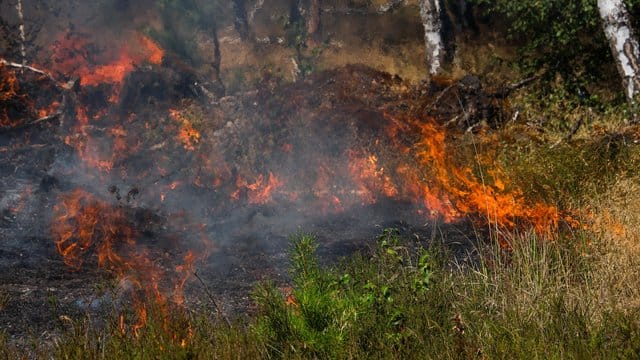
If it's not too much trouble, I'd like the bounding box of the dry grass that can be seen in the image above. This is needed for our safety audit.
[585,177,640,314]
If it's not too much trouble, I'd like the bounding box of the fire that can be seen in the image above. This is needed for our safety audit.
[0,64,20,103]
[348,150,398,205]
[138,35,165,65]
[232,172,284,205]
[49,32,164,101]
[396,116,563,234]
[0,64,31,127]
[173,251,196,306]
[51,189,205,335]
[38,100,61,118]
[42,31,168,173]
[169,109,201,151]
[35,28,571,339]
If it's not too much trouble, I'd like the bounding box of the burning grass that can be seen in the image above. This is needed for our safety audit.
[4,225,638,359]
[8,104,634,358]
[3,17,640,355]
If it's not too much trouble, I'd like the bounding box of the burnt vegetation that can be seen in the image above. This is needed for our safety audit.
[1,0,640,358]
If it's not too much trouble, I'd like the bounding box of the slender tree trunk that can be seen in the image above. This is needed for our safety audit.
[418,0,445,75]
[207,15,225,97]
[598,0,640,104]
[16,0,27,69]
[307,0,321,46]
[232,0,250,40]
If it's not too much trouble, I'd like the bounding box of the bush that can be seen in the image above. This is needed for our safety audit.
[471,0,640,89]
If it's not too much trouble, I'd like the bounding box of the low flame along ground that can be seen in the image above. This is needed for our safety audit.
[2,30,575,336]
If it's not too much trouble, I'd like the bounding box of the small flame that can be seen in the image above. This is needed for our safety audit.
[232,172,284,204]
[169,109,201,151]
[0,64,39,128]
[348,150,398,205]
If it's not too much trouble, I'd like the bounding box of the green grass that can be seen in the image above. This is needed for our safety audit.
[5,79,640,358]
[4,225,636,359]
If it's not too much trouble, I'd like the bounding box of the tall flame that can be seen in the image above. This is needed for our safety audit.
[51,189,203,335]
[49,32,164,100]
[390,115,564,235]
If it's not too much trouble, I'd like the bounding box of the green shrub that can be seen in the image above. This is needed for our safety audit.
[471,0,640,89]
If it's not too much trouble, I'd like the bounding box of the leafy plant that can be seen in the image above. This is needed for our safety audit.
[471,0,640,88]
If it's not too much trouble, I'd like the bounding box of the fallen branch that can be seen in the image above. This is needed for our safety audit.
[0,58,61,86]
[0,143,49,153]
[0,110,63,134]
[28,110,63,125]
[422,83,455,113]
[550,117,584,149]
[493,75,540,99]
[193,270,231,326]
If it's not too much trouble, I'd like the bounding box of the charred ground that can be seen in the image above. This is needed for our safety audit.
[0,63,482,343]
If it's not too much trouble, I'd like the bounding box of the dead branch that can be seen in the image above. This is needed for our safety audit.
[0,58,61,87]
[0,143,49,153]
[422,83,455,113]
[493,74,541,99]
[550,117,584,149]
[508,75,539,90]
[29,110,63,125]
[193,270,231,326]
[0,59,72,132]
[0,110,63,134]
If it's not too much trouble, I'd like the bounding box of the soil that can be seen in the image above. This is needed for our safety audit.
[0,63,480,346]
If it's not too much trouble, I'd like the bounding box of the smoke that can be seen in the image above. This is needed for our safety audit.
[0,0,520,337]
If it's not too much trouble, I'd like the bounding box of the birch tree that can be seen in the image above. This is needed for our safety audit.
[598,0,640,103]
[418,0,445,75]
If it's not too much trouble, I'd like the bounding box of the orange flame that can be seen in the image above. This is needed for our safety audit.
[0,64,29,127]
[389,116,564,235]
[232,172,284,204]
[348,150,398,205]
[49,32,164,101]
[45,32,166,173]
[51,189,205,335]
[169,109,201,151]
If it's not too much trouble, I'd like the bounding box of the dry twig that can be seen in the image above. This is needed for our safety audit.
[550,117,585,149]
[193,270,231,326]
[0,58,61,86]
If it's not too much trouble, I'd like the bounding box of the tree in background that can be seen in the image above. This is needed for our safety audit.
[598,0,640,104]
[419,0,447,75]
[470,0,640,103]
[232,0,250,41]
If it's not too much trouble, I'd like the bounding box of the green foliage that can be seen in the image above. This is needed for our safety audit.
[251,231,453,358]
[471,0,640,87]
[494,120,640,207]
[10,227,640,358]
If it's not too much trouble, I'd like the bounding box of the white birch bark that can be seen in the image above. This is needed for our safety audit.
[418,0,445,75]
[598,0,640,102]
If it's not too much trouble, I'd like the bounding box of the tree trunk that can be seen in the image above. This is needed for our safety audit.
[232,0,250,40]
[306,0,321,46]
[418,0,445,75]
[598,0,640,103]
